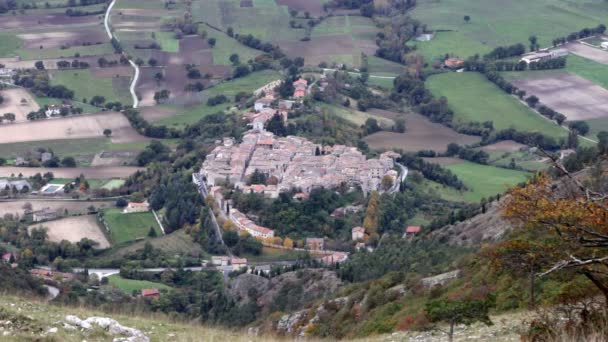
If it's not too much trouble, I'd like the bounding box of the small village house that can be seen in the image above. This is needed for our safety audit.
[141,289,160,298]
[231,257,248,271]
[211,256,230,266]
[352,226,365,241]
[444,58,464,69]
[320,252,348,265]
[293,192,309,201]
[123,201,150,214]
[306,237,325,251]
[404,226,421,238]
[293,78,308,99]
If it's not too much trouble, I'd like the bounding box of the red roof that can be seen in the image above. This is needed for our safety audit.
[141,289,160,297]
[294,89,306,98]
[293,192,309,200]
[293,79,308,86]
[444,58,464,68]
[2,253,15,261]
[406,226,421,234]
[352,226,365,233]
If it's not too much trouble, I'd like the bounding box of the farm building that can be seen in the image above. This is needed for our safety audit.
[141,289,160,298]
[211,256,230,266]
[352,226,365,241]
[33,208,58,222]
[415,33,435,42]
[404,226,421,238]
[320,252,348,265]
[123,201,150,213]
[444,58,465,69]
[293,78,308,98]
[231,258,248,271]
[520,49,568,64]
[602,41,608,49]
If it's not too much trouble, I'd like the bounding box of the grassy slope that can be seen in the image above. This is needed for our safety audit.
[50,69,132,106]
[16,44,114,60]
[155,32,179,53]
[426,72,567,139]
[103,208,162,245]
[408,31,492,64]
[108,275,171,294]
[445,161,530,202]
[318,102,395,127]
[0,33,22,57]
[411,0,608,49]
[0,294,277,341]
[206,28,262,66]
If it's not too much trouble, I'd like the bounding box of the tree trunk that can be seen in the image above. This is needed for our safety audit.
[529,269,536,309]
[582,271,608,307]
[449,320,454,342]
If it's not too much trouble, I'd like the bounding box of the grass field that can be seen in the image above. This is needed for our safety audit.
[0,138,108,160]
[319,103,395,127]
[114,0,166,10]
[108,275,171,294]
[102,179,126,190]
[408,31,492,65]
[426,72,567,139]
[246,246,307,262]
[411,0,608,50]
[445,161,531,202]
[15,43,114,60]
[586,117,608,140]
[156,32,179,53]
[50,69,132,106]
[103,208,162,245]
[0,33,22,57]
[205,28,262,65]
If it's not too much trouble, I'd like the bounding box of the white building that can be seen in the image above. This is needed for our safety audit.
[601,41,608,50]
[520,48,568,64]
[352,226,365,241]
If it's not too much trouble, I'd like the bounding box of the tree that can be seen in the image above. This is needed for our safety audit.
[525,95,539,108]
[283,237,294,249]
[61,156,76,167]
[528,35,538,51]
[598,131,608,155]
[116,198,128,208]
[90,95,106,106]
[229,53,240,65]
[103,129,112,137]
[3,113,15,123]
[226,27,234,37]
[394,118,406,133]
[34,61,45,70]
[464,15,470,23]
[568,120,590,136]
[362,191,380,237]
[425,296,495,342]
[148,226,157,238]
[223,230,239,247]
[148,58,158,67]
[381,175,394,191]
[207,38,216,47]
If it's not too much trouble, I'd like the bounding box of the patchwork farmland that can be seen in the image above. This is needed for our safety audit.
[28,215,111,249]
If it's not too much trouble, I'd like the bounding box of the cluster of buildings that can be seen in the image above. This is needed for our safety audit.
[229,207,275,238]
[210,256,249,271]
[520,48,568,64]
[0,179,31,192]
[201,132,400,196]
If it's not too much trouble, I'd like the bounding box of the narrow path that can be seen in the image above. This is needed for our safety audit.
[322,68,397,79]
[152,209,166,235]
[104,0,139,108]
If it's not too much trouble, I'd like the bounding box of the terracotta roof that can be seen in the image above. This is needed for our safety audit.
[406,226,421,234]
[231,258,247,264]
[352,226,365,233]
[444,58,464,68]
[141,289,160,297]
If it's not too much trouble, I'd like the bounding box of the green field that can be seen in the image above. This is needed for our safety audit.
[50,69,132,106]
[193,0,303,42]
[16,43,114,60]
[586,117,608,140]
[114,0,166,10]
[156,32,179,53]
[411,0,608,50]
[0,34,22,57]
[35,96,102,114]
[102,179,126,190]
[246,246,307,262]
[408,31,492,65]
[0,138,108,161]
[503,54,608,90]
[318,102,394,127]
[108,275,171,294]
[426,72,568,139]
[103,208,163,245]
[445,161,531,202]
[205,28,262,66]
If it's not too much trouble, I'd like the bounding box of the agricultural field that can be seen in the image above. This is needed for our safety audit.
[408,31,492,66]
[564,42,608,65]
[411,0,608,50]
[108,275,171,295]
[0,200,114,217]
[426,72,568,139]
[28,215,111,249]
[319,103,395,128]
[102,208,163,245]
[103,229,204,260]
[0,112,148,145]
[0,33,22,57]
[49,69,133,106]
[363,111,480,153]
[0,88,40,122]
[0,166,142,179]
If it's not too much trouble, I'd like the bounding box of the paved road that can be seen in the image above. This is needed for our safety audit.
[105,0,139,108]
[193,174,232,256]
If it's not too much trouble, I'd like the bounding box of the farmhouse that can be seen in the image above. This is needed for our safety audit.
[141,289,160,298]
[293,78,308,98]
[520,49,568,64]
[404,226,421,238]
[306,237,325,250]
[123,201,149,213]
[200,131,399,194]
[352,226,365,241]
[415,33,434,42]
[254,95,274,111]
[33,208,58,222]
[230,257,248,271]
[320,252,348,265]
[444,58,464,69]
[211,256,230,266]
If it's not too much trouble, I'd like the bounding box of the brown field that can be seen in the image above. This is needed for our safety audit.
[511,73,608,120]
[422,157,464,166]
[0,200,114,217]
[0,112,148,144]
[480,141,526,152]
[18,30,107,49]
[0,88,40,122]
[28,215,110,249]
[0,13,101,30]
[363,112,480,152]
[565,42,608,65]
[276,0,325,16]
[0,166,143,179]
[138,106,178,122]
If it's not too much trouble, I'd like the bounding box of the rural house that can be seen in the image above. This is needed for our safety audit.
[231,257,248,271]
[415,33,434,42]
[293,78,308,98]
[254,95,274,111]
[1,252,18,263]
[306,237,325,250]
[404,226,421,238]
[211,256,230,266]
[123,201,150,213]
[352,226,365,241]
[141,289,160,298]
[320,252,348,265]
[444,58,465,69]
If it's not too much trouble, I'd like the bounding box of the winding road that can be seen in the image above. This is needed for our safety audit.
[104,0,139,108]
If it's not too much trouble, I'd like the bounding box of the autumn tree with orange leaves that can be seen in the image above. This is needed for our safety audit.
[503,167,608,304]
